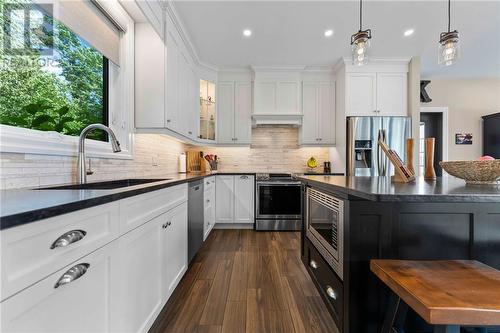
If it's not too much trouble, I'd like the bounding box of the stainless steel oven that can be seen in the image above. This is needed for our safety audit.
[255,173,302,231]
[306,187,344,280]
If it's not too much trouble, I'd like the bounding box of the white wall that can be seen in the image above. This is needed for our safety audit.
[423,78,500,161]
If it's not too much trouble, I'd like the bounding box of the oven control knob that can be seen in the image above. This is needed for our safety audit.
[326,286,337,300]
[309,260,318,269]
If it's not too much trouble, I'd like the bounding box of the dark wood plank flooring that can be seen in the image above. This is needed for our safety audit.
[150,229,337,333]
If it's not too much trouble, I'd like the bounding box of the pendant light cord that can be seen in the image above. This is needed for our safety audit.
[359,0,363,31]
[448,0,451,32]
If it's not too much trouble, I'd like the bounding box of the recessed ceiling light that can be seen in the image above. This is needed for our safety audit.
[404,29,415,37]
[324,29,334,37]
[243,29,252,37]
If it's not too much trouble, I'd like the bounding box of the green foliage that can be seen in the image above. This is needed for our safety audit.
[0,0,105,140]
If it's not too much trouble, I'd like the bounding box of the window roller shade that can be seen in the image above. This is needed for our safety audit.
[36,0,122,65]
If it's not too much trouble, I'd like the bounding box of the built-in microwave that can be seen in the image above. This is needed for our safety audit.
[306,187,344,280]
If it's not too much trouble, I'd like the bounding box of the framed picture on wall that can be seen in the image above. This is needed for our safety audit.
[455,133,473,145]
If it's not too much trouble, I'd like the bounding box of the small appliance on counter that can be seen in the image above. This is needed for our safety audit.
[255,173,302,231]
[178,153,187,173]
[323,161,331,174]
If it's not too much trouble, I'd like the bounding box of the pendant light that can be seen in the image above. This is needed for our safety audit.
[438,0,460,66]
[351,0,372,66]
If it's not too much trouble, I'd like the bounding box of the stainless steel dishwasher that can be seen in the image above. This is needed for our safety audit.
[188,180,204,263]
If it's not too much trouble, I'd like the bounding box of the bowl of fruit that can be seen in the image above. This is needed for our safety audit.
[440,156,500,185]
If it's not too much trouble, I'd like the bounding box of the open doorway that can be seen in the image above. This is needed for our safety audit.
[419,107,449,177]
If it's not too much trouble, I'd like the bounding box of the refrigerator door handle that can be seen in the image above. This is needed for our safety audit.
[377,129,387,176]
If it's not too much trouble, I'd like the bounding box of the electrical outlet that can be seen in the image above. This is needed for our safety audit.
[152,155,160,166]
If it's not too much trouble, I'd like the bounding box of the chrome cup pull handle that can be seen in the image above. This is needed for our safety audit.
[326,285,337,300]
[54,263,89,288]
[50,230,87,249]
[310,260,319,269]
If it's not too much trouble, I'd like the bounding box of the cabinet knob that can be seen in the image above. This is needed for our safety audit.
[50,230,87,249]
[167,119,171,123]
[240,175,248,179]
[326,285,337,300]
[310,260,318,269]
[188,131,193,135]
[54,263,89,288]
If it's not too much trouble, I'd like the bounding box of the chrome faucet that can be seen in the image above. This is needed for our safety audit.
[77,124,121,184]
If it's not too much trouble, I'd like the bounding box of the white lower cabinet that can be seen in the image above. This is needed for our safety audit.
[1,241,120,333]
[203,178,216,240]
[234,175,255,223]
[215,175,254,224]
[115,214,164,333]
[215,175,234,223]
[1,185,189,333]
[161,202,188,300]
[116,202,188,333]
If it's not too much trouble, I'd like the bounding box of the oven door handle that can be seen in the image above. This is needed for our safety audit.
[256,181,302,186]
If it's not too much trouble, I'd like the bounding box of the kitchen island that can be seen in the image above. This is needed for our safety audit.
[297,175,500,333]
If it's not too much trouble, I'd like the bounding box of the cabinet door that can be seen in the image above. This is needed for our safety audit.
[234,82,252,144]
[162,202,188,301]
[277,81,300,115]
[217,82,235,144]
[318,82,336,145]
[215,176,234,223]
[203,188,215,241]
[301,82,319,144]
[115,215,164,333]
[135,23,165,128]
[376,73,407,116]
[234,175,255,224]
[177,51,190,136]
[187,65,199,139]
[254,81,277,114]
[166,27,179,131]
[346,73,377,116]
[1,241,119,333]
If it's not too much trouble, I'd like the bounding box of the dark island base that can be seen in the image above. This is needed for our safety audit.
[301,185,500,333]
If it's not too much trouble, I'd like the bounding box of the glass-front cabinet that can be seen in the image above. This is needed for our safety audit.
[199,80,216,141]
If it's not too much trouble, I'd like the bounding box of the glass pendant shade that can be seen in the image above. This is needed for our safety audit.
[351,30,371,66]
[438,31,460,66]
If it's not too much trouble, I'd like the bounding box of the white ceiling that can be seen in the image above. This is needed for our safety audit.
[172,1,500,78]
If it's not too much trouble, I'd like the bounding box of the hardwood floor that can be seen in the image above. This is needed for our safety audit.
[150,229,338,333]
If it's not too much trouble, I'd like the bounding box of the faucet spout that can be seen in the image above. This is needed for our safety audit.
[77,124,121,184]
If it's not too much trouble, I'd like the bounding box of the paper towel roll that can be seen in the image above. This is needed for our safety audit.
[178,153,187,173]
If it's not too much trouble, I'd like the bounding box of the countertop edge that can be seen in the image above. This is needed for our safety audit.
[0,173,256,230]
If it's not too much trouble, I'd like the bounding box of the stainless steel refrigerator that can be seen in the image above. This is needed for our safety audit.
[347,116,411,176]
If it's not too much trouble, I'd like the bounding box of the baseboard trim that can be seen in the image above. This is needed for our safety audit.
[214,223,254,230]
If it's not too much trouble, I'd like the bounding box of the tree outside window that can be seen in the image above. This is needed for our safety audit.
[0,0,108,141]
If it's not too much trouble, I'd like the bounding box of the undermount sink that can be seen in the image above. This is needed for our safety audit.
[37,178,171,190]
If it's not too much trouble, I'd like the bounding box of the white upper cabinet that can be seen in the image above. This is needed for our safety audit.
[253,70,301,117]
[376,73,407,116]
[301,81,336,145]
[135,7,200,141]
[217,80,252,145]
[135,23,165,128]
[345,69,408,117]
[234,82,252,144]
[217,82,235,144]
[346,73,377,116]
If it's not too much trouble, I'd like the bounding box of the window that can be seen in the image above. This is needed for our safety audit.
[0,1,109,141]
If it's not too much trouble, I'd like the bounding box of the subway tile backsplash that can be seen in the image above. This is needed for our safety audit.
[0,127,330,189]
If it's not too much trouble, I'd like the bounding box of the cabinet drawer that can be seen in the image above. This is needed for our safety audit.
[306,241,344,330]
[120,184,188,234]
[203,176,215,192]
[1,202,119,301]
[1,241,119,333]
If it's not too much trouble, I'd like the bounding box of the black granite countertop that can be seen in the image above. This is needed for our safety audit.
[0,172,256,230]
[297,175,500,203]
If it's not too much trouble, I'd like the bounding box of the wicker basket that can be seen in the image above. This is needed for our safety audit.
[439,160,500,185]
